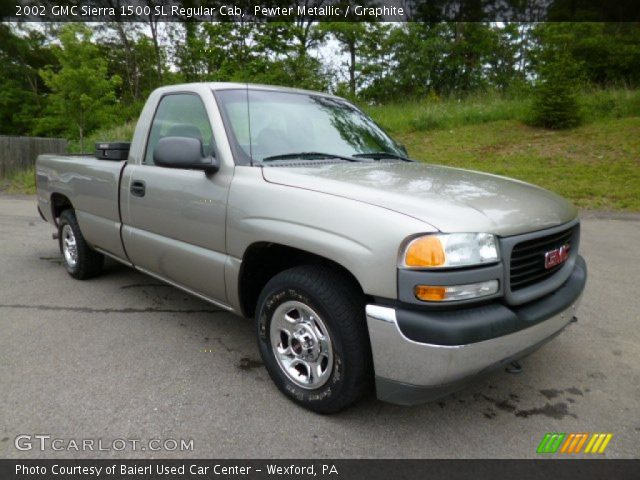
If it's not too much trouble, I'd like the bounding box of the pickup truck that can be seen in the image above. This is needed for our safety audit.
[36,83,587,413]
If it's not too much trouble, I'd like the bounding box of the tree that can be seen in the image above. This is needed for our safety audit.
[141,0,165,82]
[530,51,582,129]
[531,23,640,88]
[97,21,161,114]
[485,23,527,93]
[170,21,329,91]
[0,24,56,135]
[318,23,365,97]
[39,24,121,150]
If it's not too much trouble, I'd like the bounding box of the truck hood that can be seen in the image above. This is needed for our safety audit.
[261,162,577,236]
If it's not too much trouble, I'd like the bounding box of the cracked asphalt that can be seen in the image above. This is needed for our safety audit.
[0,195,638,458]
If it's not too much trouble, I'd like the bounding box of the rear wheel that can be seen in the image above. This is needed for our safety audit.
[58,209,104,280]
[256,265,372,413]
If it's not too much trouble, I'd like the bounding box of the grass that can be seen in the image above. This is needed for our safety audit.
[68,121,137,153]
[365,92,531,133]
[579,88,640,122]
[4,89,639,210]
[3,167,36,195]
[365,88,640,134]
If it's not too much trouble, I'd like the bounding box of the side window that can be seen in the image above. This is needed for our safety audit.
[144,94,214,165]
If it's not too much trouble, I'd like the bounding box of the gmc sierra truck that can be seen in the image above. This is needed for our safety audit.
[36,83,586,413]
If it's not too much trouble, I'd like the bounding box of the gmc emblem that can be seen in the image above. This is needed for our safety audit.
[545,244,570,269]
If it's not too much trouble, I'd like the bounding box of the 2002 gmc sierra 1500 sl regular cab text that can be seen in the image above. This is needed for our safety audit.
[36,83,587,413]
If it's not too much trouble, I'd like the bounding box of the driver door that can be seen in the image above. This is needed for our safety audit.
[120,92,231,305]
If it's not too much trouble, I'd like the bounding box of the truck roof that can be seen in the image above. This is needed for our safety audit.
[153,82,340,99]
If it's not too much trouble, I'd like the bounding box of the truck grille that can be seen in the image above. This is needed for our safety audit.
[509,226,576,291]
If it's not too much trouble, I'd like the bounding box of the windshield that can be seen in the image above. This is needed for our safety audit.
[215,89,405,163]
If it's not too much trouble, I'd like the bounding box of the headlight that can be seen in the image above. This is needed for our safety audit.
[402,233,499,269]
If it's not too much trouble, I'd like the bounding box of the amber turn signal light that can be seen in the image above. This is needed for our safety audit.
[414,285,447,301]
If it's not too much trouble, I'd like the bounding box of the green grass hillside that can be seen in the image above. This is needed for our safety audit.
[4,90,639,210]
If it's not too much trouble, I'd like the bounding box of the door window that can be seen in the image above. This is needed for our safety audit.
[144,94,214,165]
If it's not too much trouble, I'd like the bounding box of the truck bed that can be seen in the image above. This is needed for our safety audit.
[36,154,128,259]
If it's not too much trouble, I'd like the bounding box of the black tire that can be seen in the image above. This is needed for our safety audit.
[58,209,104,280]
[256,265,372,414]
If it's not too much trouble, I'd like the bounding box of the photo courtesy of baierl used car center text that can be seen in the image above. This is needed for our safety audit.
[0,0,639,478]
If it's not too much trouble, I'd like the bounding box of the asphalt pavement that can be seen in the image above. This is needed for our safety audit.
[0,195,638,458]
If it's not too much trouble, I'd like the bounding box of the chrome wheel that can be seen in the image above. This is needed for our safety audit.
[269,300,334,389]
[61,224,78,268]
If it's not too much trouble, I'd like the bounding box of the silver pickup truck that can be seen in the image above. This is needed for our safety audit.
[36,83,586,413]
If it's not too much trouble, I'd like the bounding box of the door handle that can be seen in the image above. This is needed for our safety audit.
[130,180,146,197]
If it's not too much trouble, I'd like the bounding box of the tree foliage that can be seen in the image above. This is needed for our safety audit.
[38,25,121,150]
[172,22,329,90]
[531,23,640,88]
[1,20,639,141]
[0,24,55,135]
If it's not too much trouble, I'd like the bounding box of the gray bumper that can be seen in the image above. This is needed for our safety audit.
[367,256,586,405]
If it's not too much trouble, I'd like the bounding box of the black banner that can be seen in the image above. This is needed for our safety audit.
[4,0,640,22]
[1,459,639,480]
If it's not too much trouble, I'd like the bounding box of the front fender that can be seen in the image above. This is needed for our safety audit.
[226,167,434,302]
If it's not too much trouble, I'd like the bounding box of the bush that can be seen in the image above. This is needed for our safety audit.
[529,56,582,129]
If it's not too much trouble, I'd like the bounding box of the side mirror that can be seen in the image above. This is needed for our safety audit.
[399,143,408,156]
[153,136,220,174]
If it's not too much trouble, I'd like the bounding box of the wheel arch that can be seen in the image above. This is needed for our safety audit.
[238,242,366,319]
[50,193,74,226]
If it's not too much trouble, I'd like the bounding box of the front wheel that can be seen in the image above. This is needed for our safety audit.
[256,265,372,413]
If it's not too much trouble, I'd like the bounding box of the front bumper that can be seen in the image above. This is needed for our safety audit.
[367,255,587,405]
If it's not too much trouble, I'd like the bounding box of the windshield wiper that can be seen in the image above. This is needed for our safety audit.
[352,152,413,162]
[262,152,360,162]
